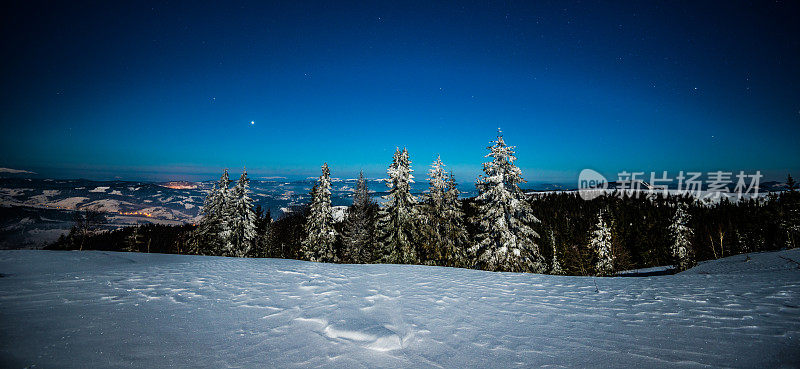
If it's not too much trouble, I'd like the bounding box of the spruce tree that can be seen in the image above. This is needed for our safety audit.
[471,130,544,272]
[669,203,694,271]
[377,148,418,264]
[589,210,614,276]
[428,155,449,208]
[549,228,565,275]
[420,156,469,267]
[784,203,800,249]
[419,155,449,264]
[196,169,232,255]
[780,175,800,248]
[342,171,375,263]
[226,168,257,257]
[301,163,338,262]
[250,204,272,258]
[440,173,469,267]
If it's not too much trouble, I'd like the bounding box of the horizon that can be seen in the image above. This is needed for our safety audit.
[0,165,793,191]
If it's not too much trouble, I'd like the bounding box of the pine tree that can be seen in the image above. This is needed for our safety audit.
[196,169,232,255]
[440,173,469,267]
[342,171,375,263]
[471,130,544,272]
[669,203,694,271]
[784,203,800,249]
[301,163,338,262]
[428,155,449,209]
[418,155,449,264]
[589,210,614,276]
[377,148,418,264]
[250,204,272,258]
[549,228,564,275]
[780,175,800,248]
[226,168,257,257]
[420,156,469,267]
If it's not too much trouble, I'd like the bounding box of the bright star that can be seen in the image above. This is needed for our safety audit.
[250,121,255,125]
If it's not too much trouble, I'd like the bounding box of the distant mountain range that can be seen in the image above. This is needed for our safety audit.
[1,175,788,249]
[0,177,476,249]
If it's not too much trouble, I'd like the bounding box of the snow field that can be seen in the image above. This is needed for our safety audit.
[0,249,798,368]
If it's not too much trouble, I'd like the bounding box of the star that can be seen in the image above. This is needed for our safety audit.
[250,121,255,125]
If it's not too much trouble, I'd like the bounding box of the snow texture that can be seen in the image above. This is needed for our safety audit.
[0,249,799,368]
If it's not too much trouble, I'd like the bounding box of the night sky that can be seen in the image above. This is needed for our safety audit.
[1,1,798,182]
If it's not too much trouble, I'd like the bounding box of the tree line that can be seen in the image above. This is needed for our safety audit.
[48,132,800,276]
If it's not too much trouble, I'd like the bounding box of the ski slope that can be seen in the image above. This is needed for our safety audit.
[1,249,799,368]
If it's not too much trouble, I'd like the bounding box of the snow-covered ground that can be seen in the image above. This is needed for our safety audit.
[1,250,798,368]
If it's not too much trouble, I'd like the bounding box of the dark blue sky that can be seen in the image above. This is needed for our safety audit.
[1,1,798,182]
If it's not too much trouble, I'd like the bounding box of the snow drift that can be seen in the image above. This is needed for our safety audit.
[0,249,798,368]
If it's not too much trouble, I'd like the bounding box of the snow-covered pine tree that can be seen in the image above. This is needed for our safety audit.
[589,210,614,276]
[549,228,564,275]
[377,148,418,264]
[226,168,257,257]
[428,155,448,208]
[196,169,232,255]
[248,204,272,258]
[784,202,800,249]
[669,203,694,271]
[301,163,338,262]
[418,155,449,264]
[471,130,545,272]
[420,156,469,267]
[440,172,469,267]
[342,171,375,263]
[781,174,800,248]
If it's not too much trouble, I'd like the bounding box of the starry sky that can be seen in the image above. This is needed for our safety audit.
[1,1,798,182]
